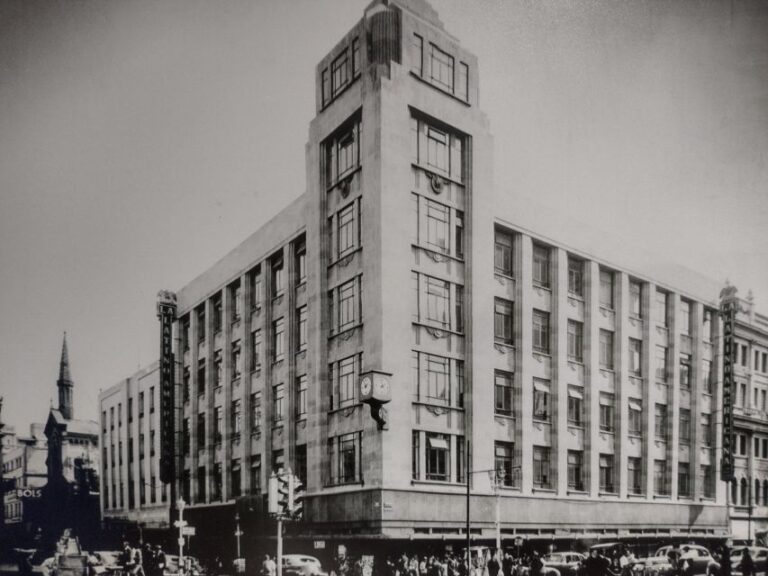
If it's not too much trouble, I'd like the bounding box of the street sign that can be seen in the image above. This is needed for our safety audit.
[314,541,325,550]
[174,520,188,528]
[182,526,196,536]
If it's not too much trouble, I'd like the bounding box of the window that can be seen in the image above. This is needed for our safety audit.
[214,350,222,387]
[532,310,550,354]
[411,34,423,75]
[567,320,584,362]
[295,239,306,285]
[533,446,551,489]
[250,392,261,432]
[327,432,361,485]
[455,285,465,334]
[272,384,285,423]
[325,117,362,186]
[656,290,668,326]
[599,270,614,309]
[250,455,261,494]
[702,309,713,342]
[425,199,450,253]
[599,455,615,493]
[297,306,307,352]
[494,299,514,345]
[251,329,262,371]
[680,300,692,335]
[630,280,642,317]
[425,355,450,404]
[139,392,144,417]
[455,211,465,260]
[212,463,222,501]
[231,281,242,322]
[196,306,206,342]
[495,371,514,416]
[182,419,190,455]
[679,409,691,444]
[411,116,464,182]
[655,346,668,382]
[495,442,516,487]
[568,450,584,491]
[599,330,614,370]
[196,413,206,449]
[426,277,450,328]
[296,375,307,418]
[654,460,669,496]
[532,244,550,288]
[700,413,712,446]
[425,433,450,481]
[457,60,469,101]
[679,354,691,389]
[272,318,285,361]
[196,467,206,503]
[430,44,454,91]
[214,407,223,444]
[337,203,358,257]
[249,266,262,310]
[599,394,615,433]
[295,444,308,488]
[629,338,642,376]
[533,379,551,422]
[271,254,284,296]
[183,367,191,402]
[568,257,584,297]
[231,341,241,380]
[568,387,583,426]
[351,37,360,76]
[628,457,643,495]
[426,126,450,175]
[628,399,643,436]
[231,459,241,498]
[331,49,349,98]
[335,354,359,408]
[654,404,667,441]
[213,294,223,333]
[231,399,242,436]
[495,230,514,276]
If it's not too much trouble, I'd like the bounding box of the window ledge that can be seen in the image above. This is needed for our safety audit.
[532,487,556,494]
[409,71,472,107]
[599,491,619,497]
[532,283,552,293]
[414,321,462,337]
[494,272,515,282]
[328,246,362,269]
[411,479,466,488]
[411,243,464,264]
[250,367,262,377]
[567,489,588,495]
[327,402,363,416]
[627,492,646,499]
[329,323,363,341]
[495,413,515,420]
[568,423,585,430]
[567,293,584,302]
[653,495,672,500]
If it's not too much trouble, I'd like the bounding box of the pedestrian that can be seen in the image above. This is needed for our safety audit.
[121,541,135,572]
[582,550,608,576]
[530,552,543,576]
[155,545,167,576]
[502,553,514,576]
[487,553,500,576]
[740,548,755,576]
[262,554,277,576]
[132,543,146,576]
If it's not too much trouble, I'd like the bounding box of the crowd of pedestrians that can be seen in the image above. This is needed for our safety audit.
[119,541,167,576]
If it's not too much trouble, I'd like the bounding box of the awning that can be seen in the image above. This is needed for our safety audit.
[629,400,643,411]
[568,388,584,399]
[534,381,550,392]
[428,436,449,450]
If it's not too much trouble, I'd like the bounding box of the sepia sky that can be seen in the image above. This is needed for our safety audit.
[1,0,767,433]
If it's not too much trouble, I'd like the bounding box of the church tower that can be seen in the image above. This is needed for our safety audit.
[57,332,74,420]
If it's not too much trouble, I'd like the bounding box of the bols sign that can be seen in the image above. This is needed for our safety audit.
[720,286,738,482]
[157,290,178,484]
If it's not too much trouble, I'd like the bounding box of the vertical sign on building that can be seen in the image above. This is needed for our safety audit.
[720,286,738,482]
[157,290,178,484]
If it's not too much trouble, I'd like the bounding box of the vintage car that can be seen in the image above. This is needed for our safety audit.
[632,545,714,576]
[282,555,328,576]
[543,552,586,576]
[707,546,768,576]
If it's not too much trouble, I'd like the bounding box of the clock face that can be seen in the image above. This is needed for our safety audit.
[360,376,373,396]
[375,378,389,393]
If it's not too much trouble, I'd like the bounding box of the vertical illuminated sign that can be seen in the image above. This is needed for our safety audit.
[720,289,737,482]
[157,290,177,485]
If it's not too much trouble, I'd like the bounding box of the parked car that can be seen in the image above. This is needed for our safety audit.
[708,546,768,576]
[164,555,205,576]
[282,555,327,576]
[543,552,586,576]
[632,545,714,576]
[87,551,122,575]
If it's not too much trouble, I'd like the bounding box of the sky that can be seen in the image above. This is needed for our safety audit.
[1,0,767,433]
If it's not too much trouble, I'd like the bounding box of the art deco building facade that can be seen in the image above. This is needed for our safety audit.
[729,292,768,543]
[170,0,728,555]
[98,362,169,533]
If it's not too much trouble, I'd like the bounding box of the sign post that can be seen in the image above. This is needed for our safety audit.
[174,499,187,575]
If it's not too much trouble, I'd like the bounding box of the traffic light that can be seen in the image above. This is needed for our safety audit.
[291,475,304,520]
[278,471,292,516]
[268,471,278,515]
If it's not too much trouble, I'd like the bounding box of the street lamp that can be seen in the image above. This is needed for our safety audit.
[235,512,243,559]
[174,498,187,574]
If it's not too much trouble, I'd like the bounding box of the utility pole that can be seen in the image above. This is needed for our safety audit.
[465,439,470,574]
[174,499,187,574]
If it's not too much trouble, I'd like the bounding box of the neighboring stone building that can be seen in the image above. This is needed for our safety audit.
[1,423,47,545]
[40,334,100,545]
[728,290,768,544]
[168,0,729,560]
[98,362,169,539]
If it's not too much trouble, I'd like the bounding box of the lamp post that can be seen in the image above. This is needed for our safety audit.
[174,498,187,574]
[235,512,243,559]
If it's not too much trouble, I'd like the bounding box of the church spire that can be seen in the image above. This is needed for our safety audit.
[57,332,73,419]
